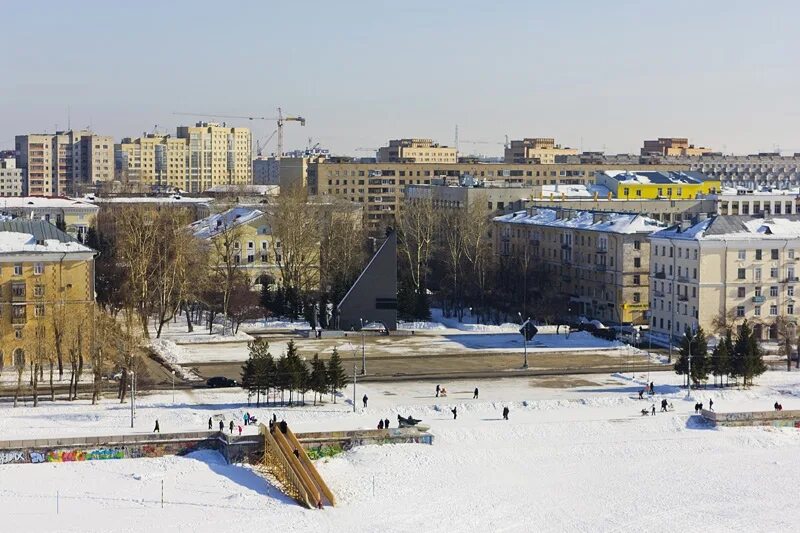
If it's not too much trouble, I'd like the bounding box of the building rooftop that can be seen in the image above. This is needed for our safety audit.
[538,184,614,198]
[717,187,800,197]
[0,197,99,209]
[0,219,93,254]
[652,214,800,241]
[601,170,715,185]
[495,208,664,234]
[190,207,264,240]
[82,195,213,205]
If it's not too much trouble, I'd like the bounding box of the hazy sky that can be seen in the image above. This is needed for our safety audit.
[2,0,798,157]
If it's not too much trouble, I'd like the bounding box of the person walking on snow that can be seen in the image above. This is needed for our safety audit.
[153,419,160,433]
[238,425,242,436]
[451,407,458,420]
[219,420,224,432]
[661,399,668,412]
[436,384,440,398]
[229,420,235,434]
[208,417,212,430]
[384,418,389,429]
[639,389,644,400]
[244,413,249,426]
[363,394,368,408]
[473,388,479,399]
[378,420,384,429]
[709,398,714,411]
[502,406,509,420]
[650,382,655,395]
[651,404,656,416]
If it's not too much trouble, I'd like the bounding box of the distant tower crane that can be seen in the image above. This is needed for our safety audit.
[172,108,306,159]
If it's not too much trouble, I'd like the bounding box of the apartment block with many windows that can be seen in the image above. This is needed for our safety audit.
[649,214,800,342]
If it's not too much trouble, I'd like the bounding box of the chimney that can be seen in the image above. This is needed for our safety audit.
[680,219,692,231]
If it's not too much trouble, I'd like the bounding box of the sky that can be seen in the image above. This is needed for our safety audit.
[1,0,798,157]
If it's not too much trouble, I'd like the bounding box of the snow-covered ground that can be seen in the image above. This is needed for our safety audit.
[2,370,800,532]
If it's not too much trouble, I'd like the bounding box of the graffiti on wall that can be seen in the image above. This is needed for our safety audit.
[45,447,126,462]
[0,451,25,464]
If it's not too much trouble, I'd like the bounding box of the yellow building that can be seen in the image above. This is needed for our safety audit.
[0,197,99,241]
[176,123,252,193]
[0,219,95,368]
[504,138,578,164]
[116,134,189,191]
[641,138,713,157]
[377,139,457,164]
[596,170,720,200]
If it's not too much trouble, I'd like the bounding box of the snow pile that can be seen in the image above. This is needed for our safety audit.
[397,320,447,331]
[148,339,203,381]
[238,318,312,332]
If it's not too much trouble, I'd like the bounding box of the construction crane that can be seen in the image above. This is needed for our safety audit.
[256,129,278,157]
[172,108,306,159]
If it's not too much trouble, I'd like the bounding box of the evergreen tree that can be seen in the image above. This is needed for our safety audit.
[260,282,273,314]
[297,359,311,405]
[55,217,67,232]
[244,338,272,406]
[309,353,328,405]
[733,320,767,387]
[326,348,347,403]
[240,357,255,402]
[710,329,733,387]
[284,340,302,404]
[675,326,709,388]
[275,356,291,405]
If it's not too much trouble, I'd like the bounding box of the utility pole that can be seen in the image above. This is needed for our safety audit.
[352,363,357,413]
[129,370,135,428]
[360,318,366,375]
[171,370,175,404]
[685,331,693,400]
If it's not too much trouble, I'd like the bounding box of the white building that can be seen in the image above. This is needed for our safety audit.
[649,214,800,342]
[0,158,23,197]
[716,187,799,216]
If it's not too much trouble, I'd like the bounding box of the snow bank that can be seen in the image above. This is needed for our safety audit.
[148,339,203,381]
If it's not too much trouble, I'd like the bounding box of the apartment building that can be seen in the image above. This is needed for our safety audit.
[175,123,252,193]
[0,197,99,241]
[15,130,114,196]
[0,219,95,368]
[649,214,800,342]
[0,158,23,197]
[377,139,457,164]
[115,134,188,190]
[596,170,720,200]
[405,181,537,214]
[505,138,578,164]
[641,138,713,157]
[716,188,799,216]
[493,208,662,324]
[313,160,687,234]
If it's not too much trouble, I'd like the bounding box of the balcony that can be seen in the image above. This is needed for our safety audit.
[654,271,666,279]
[561,243,572,250]
[752,295,766,303]
[596,248,608,254]
[595,264,607,272]
[677,294,689,302]
[677,275,690,283]
[653,290,665,298]
[785,277,799,283]
[11,283,26,302]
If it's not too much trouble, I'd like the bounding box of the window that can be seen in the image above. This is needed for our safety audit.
[789,286,795,297]
[34,304,45,317]
[633,275,641,285]
[737,287,746,298]
[790,249,795,260]
[770,305,778,316]
[634,240,641,250]
[755,249,762,260]
[754,267,762,281]
[772,249,779,260]
[33,285,44,298]
[15,329,23,340]
[754,305,761,316]
[737,250,746,260]
[770,286,779,297]
[634,258,641,268]
[770,267,778,278]
[738,268,746,279]
[34,263,44,275]
[755,286,762,297]
[789,267,796,280]
[789,304,795,315]
[633,292,641,303]
[736,306,745,317]
[13,264,22,276]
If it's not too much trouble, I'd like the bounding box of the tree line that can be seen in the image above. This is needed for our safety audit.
[674,321,767,388]
[240,339,348,406]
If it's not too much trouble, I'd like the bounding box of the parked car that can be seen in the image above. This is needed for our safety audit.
[206,376,237,388]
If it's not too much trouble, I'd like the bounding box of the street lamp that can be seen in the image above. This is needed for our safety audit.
[684,329,695,400]
[518,313,530,369]
[359,318,366,375]
[171,370,175,404]
[129,370,136,429]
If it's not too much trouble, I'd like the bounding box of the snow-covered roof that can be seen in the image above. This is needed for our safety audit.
[0,219,93,254]
[718,187,800,197]
[601,170,715,185]
[0,196,98,209]
[204,184,279,196]
[651,215,800,241]
[494,208,664,234]
[82,195,213,204]
[538,184,613,198]
[191,207,264,239]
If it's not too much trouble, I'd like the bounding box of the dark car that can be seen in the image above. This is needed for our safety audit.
[206,376,237,388]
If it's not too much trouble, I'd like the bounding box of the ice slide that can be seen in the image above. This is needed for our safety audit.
[260,423,336,509]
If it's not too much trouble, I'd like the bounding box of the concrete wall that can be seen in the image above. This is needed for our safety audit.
[701,409,800,428]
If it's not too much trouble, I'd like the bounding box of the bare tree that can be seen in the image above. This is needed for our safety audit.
[208,215,245,335]
[152,210,198,338]
[320,204,367,302]
[398,197,436,300]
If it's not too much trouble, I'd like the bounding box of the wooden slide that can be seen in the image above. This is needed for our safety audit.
[260,423,335,509]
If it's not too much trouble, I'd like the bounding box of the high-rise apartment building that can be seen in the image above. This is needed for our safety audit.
[176,122,252,193]
[377,139,457,163]
[116,134,188,190]
[504,138,578,164]
[15,130,113,196]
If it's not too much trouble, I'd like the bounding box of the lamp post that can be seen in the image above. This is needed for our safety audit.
[684,330,694,400]
[129,370,135,429]
[352,363,357,413]
[359,318,366,375]
[518,312,530,369]
[171,370,175,404]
